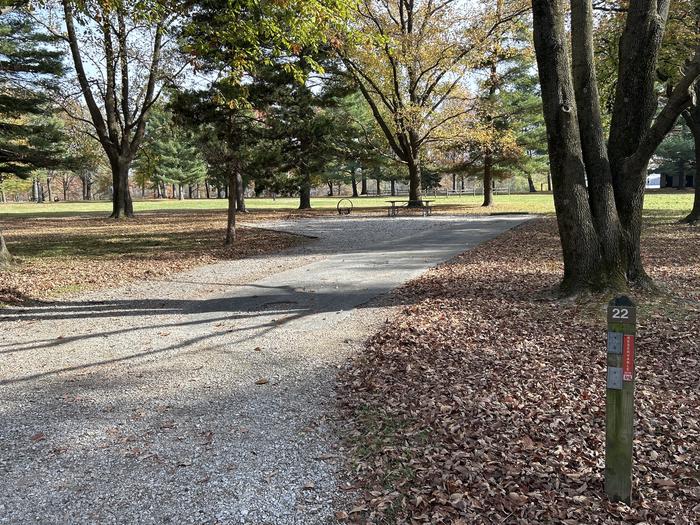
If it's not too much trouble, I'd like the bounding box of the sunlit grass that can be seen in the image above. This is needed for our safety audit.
[0,190,693,218]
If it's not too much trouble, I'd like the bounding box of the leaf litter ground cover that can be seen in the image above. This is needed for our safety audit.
[0,211,306,304]
[338,217,699,523]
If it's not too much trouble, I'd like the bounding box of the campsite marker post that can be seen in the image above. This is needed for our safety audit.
[605,295,637,504]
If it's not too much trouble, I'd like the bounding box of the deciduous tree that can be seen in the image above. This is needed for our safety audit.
[531,0,700,292]
[340,0,528,204]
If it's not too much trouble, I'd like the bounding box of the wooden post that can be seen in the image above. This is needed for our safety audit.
[605,295,637,504]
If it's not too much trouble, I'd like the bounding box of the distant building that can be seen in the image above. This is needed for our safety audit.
[646,173,661,189]
[659,172,696,189]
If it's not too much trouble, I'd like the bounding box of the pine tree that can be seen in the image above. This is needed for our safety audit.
[0,7,66,267]
[0,9,65,178]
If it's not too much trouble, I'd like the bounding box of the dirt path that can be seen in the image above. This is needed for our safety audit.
[0,215,527,524]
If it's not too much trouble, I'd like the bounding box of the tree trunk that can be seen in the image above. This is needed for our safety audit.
[85,175,92,200]
[46,176,53,202]
[178,185,184,200]
[527,173,537,193]
[327,181,334,196]
[482,152,494,206]
[682,121,700,223]
[236,173,246,212]
[0,229,12,269]
[390,179,396,196]
[407,157,422,204]
[110,158,134,218]
[225,172,236,245]
[351,172,359,197]
[606,0,671,287]
[205,182,211,199]
[547,172,552,191]
[63,177,69,201]
[452,173,457,191]
[532,0,605,293]
[571,0,626,287]
[361,174,367,195]
[299,173,311,209]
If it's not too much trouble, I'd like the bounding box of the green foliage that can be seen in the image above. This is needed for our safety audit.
[182,0,354,82]
[0,8,68,179]
[655,125,696,178]
[133,105,207,192]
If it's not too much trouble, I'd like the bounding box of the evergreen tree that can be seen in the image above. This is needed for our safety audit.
[133,106,207,200]
[249,53,351,209]
[0,7,66,267]
[0,8,65,178]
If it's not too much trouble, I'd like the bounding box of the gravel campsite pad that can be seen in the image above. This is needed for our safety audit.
[0,215,527,524]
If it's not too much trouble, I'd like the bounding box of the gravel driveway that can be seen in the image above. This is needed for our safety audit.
[0,215,527,524]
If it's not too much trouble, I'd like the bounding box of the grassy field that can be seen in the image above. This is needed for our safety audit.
[0,191,694,217]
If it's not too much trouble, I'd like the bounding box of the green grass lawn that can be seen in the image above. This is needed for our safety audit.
[0,191,694,217]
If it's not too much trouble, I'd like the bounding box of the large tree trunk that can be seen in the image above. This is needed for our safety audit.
[571,0,626,287]
[682,120,700,223]
[482,152,494,207]
[327,181,334,196]
[606,0,671,286]
[46,176,53,202]
[407,157,422,204]
[235,173,246,212]
[532,0,605,293]
[110,158,134,218]
[390,179,396,196]
[351,172,359,197]
[361,174,367,195]
[299,173,311,209]
[0,229,12,269]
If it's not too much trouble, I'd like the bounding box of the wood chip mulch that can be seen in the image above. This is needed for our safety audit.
[338,217,699,524]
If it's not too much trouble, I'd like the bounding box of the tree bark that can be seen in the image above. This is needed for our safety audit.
[532,0,605,293]
[482,152,494,206]
[682,116,700,223]
[351,172,359,197]
[299,173,311,209]
[407,157,422,204]
[110,158,134,218]
[225,172,236,245]
[236,173,246,212]
[607,0,671,286]
[390,179,396,196]
[46,176,52,202]
[327,181,334,196]
[527,173,537,193]
[571,0,626,287]
[361,174,367,195]
[0,229,12,269]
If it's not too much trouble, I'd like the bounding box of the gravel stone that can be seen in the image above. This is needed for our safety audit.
[0,215,527,524]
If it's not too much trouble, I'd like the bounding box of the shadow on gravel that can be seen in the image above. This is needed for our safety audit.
[0,284,402,386]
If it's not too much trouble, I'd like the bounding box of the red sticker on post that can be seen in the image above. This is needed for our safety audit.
[622,335,635,381]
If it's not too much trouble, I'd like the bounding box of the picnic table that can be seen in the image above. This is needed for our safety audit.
[386,199,434,217]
